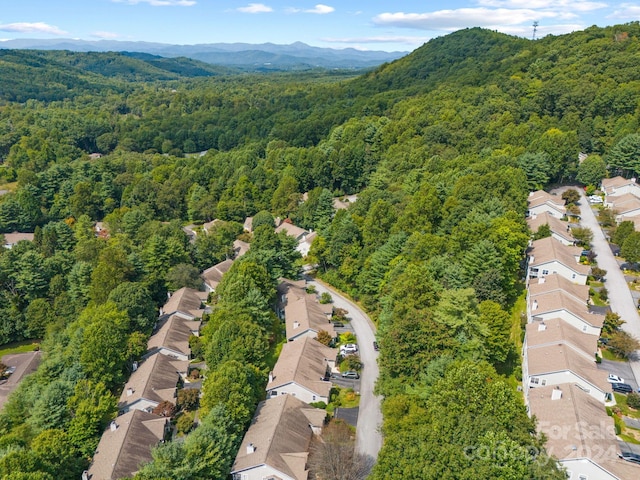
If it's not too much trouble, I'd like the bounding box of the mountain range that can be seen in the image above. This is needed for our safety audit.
[0,38,408,71]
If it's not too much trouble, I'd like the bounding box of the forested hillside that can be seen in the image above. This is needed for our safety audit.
[2,22,640,479]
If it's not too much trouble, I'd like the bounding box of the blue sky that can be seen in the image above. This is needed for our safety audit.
[0,1,639,52]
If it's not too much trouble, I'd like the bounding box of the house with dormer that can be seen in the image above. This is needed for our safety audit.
[230,395,325,480]
[527,190,566,219]
[278,279,336,342]
[266,336,337,404]
[527,237,590,285]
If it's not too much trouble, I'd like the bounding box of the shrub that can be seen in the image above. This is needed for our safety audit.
[153,400,176,417]
[316,329,333,346]
[306,285,317,294]
[176,411,195,434]
[319,292,333,304]
[627,392,640,409]
[599,287,608,302]
[177,388,200,411]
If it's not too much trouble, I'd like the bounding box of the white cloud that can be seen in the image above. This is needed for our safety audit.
[477,0,606,12]
[92,31,121,39]
[0,22,67,35]
[237,3,273,13]
[607,3,640,19]
[288,4,335,14]
[373,8,559,31]
[112,0,196,6]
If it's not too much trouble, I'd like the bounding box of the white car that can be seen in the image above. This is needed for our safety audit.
[340,343,358,355]
[608,374,624,383]
[589,195,603,204]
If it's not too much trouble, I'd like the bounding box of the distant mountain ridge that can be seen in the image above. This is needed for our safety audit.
[0,38,408,70]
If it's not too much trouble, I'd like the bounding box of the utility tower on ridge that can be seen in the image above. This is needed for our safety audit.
[533,21,539,41]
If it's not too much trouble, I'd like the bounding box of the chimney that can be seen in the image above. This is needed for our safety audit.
[110,421,118,432]
[538,322,546,332]
[293,320,300,329]
[551,386,563,400]
[127,388,134,397]
[532,300,538,311]
[247,443,256,454]
[268,371,273,383]
[538,276,546,284]
[132,361,138,372]
[82,471,89,480]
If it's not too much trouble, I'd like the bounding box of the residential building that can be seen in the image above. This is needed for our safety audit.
[528,288,604,335]
[86,410,168,480]
[146,314,201,361]
[202,259,235,293]
[527,211,576,246]
[605,192,640,222]
[528,383,640,480]
[160,287,206,320]
[230,394,326,480]
[2,232,34,249]
[527,237,590,285]
[527,190,566,219]
[602,176,640,198]
[267,336,337,404]
[117,353,188,414]
[278,279,336,341]
[523,343,611,403]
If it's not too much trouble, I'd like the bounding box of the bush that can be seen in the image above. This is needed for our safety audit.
[153,400,177,417]
[599,287,608,302]
[177,388,200,411]
[316,329,333,346]
[309,401,327,409]
[176,411,195,434]
[627,392,640,409]
[306,285,317,294]
[341,354,362,372]
[319,292,333,304]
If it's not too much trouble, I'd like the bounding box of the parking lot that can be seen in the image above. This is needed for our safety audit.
[599,358,638,391]
[331,318,362,390]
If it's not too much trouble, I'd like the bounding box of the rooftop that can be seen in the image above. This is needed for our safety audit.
[278,279,336,340]
[527,212,575,243]
[161,287,206,318]
[526,318,598,359]
[147,314,201,358]
[528,237,591,276]
[268,337,337,399]
[231,395,325,480]
[87,410,167,480]
[118,353,187,411]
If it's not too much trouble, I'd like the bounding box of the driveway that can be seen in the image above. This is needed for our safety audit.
[577,191,640,386]
[305,277,383,460]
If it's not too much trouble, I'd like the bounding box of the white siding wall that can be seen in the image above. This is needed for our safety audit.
[561,458,620,480]
[527,371,607,403]
[267,382,330,404]
[533,311,601,336]
[120,398,158,414]
[528,204,565,219]
[233,464,296,480]
[528,261,588,285]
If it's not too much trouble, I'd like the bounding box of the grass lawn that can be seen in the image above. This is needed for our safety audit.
[0,339,40,357]
[326,386,360,415]
[613,393,640,419]
[601,348,627,362]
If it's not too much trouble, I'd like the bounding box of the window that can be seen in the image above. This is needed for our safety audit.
[541,379,547,386]
[582,325,587,332]
[312,395,316,401]
[271,391,277,396]
[530,377,539,385]
[572,273,576,279]
[578,475,587,480]
[542,270,549,275]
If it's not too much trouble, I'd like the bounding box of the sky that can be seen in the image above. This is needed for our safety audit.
[0,1,639,52]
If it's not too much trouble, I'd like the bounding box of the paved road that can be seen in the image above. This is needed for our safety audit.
[577,191,640,385]
[306,277,383,460]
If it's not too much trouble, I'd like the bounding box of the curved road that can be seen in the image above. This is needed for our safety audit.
[306,277,383,460]
[577,191,640,385]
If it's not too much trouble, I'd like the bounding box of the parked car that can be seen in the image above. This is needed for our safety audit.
[340,344,358,355]
[607,374,624,383]
[341,371,360,379]
[612,383,633,394]
[373,341,379,351]
[619,451,640,465]
[332,321,345,328]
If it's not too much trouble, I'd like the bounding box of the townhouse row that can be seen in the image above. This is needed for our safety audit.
[524,190,640,480]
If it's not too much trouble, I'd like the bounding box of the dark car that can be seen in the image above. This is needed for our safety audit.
[619,451,640,465]
[373,341,379,351]
[341,371,360,379]
[612,383,633,394]
[332,321,345,328]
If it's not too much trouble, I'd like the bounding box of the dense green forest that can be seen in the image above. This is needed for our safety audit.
[2,22,640,479]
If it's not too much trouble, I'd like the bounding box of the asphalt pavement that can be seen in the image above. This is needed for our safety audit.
[306,277,383,461]
[577,191,640,386]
